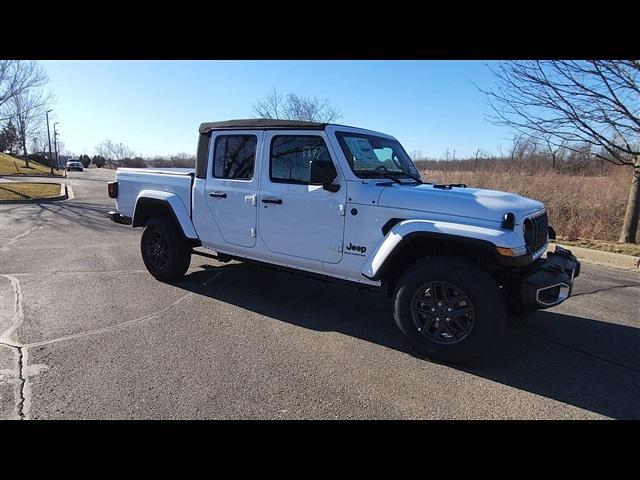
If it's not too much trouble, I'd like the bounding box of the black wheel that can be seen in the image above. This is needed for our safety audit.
[393,256,506,364]
[140,216,191,281]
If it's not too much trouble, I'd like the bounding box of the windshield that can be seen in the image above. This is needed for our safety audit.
[335,131,420,180]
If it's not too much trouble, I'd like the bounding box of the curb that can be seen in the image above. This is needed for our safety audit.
[549,243,640,271]
[0,174,66,179]
[0,183,68,204]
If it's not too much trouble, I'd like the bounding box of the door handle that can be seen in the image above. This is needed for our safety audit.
[261,198,283,205]
[209,192,227,198]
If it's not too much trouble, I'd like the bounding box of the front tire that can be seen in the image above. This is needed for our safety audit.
[393,256,506,364]
[141,216,191,281]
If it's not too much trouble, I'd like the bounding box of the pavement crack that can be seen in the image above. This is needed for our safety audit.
[0,274,24,346]
[22,292,195,349]
[0,225,43,252]
[0,343,26,419]
[0,274,28,418]
[16,346,26,419]
[570,284,640,298]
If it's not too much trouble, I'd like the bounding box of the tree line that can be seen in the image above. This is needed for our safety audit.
[413,134,617,176]
[0,60,55,168]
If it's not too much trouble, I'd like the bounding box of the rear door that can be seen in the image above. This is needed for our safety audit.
[258,131,346,263]
[203,131,261,248]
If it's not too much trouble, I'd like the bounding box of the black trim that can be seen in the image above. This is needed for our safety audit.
[132,198,198,243]
[199,119,327,133]
[381,218,403,236]
[108,210,132,225]
[195,131,211,179]
[213,251,384,293]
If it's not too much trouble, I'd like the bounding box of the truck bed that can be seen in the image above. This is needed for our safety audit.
[114,167,194,219]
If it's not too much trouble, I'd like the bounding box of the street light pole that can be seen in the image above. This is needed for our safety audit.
[45,110,53,175]
[53,123,60,170]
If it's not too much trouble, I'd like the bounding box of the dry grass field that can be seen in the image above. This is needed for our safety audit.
[421,165,636,244]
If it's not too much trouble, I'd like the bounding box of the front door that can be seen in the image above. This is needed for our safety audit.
[204,131,261,248]
[258,132,346,263]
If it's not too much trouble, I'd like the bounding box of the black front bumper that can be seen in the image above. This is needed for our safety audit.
[520,246,580,309]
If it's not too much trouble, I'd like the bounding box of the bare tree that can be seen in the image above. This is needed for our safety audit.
[95,139,134,169]
[542,135,567,170]
[480,60,640,243]
[30,130,49,155]
[0,61,49,120]
[5,89,53,168]
[410,150,424,161]
[474,148,489,171]
[252,90,342,123]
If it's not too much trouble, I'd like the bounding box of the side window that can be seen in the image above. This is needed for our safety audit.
[213,135,257,180]
[270,135,331,184]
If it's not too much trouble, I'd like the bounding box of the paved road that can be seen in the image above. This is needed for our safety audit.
[1,168,639,419]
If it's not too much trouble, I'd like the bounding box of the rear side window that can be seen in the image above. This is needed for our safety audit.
[213,135,257,180]
[270,135,331,184]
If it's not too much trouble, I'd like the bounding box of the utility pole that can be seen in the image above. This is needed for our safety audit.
[53,123,60,169]
[46,110,53,175]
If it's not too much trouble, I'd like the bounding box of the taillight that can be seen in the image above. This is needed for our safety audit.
[108,181,118,198]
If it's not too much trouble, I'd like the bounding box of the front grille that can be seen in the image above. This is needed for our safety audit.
[524,211,548,256]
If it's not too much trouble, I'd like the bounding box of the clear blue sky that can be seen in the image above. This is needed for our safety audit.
[40,60,513,159]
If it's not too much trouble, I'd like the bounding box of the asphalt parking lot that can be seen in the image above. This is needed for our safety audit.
[1,168,639,419]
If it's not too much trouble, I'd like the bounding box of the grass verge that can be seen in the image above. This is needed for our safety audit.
[0,182,62,201]
[0,152,64,177]
[552,237,640,257]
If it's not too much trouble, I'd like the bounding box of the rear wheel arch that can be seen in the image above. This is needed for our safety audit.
[133,197,193,242]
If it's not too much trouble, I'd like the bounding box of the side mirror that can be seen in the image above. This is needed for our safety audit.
[309,160,339,192]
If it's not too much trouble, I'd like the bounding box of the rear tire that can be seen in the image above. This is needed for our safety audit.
[140,216,191,281]
[393,256,506,364]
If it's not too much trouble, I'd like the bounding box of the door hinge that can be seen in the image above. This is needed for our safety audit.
[248,227,256,238]
[245,195,257,206]
[328,240,343,252]
[338,204,345,216]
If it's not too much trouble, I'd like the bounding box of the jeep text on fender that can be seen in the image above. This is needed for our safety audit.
[108,119,580,363]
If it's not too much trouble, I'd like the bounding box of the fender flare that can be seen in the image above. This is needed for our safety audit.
[132,190,199,240]
[361,219,525,281]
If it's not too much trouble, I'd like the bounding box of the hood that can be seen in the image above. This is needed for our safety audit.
[377,183,544,224]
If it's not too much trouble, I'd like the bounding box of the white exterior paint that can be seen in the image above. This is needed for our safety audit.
[114,124,548,286]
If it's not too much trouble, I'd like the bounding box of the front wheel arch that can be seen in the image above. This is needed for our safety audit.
[378,234,501,296]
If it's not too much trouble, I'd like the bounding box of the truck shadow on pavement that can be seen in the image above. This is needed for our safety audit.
[175,262,640,420]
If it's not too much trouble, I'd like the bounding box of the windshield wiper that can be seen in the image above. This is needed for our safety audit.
[356,170,402,184]
[398,171,423,183]
[357,170,424,185]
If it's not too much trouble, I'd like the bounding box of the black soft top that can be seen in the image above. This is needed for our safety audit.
[199,119,328,133]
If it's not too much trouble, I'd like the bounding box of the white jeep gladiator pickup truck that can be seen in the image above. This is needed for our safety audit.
[108,119,580,363]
